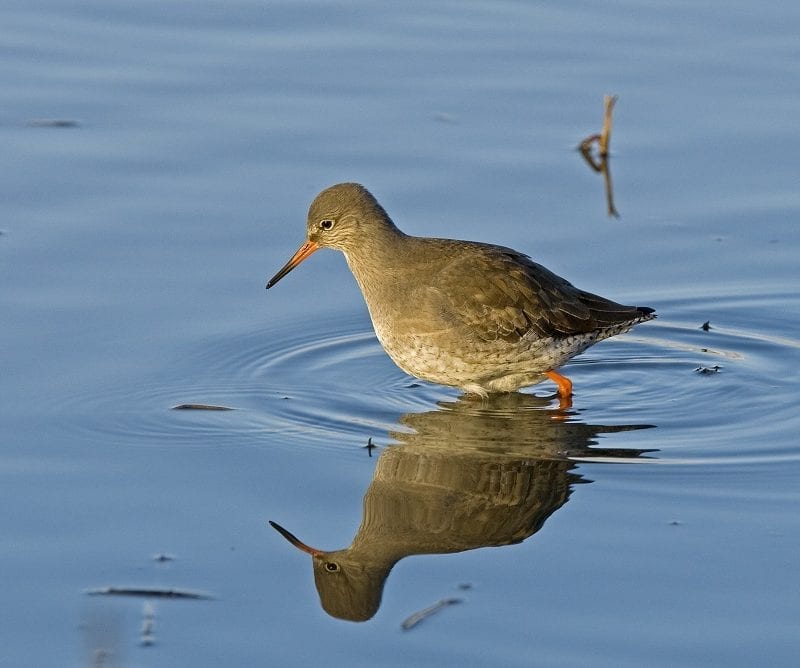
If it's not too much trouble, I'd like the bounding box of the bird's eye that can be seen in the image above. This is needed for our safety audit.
[324,561,340,572]
[319,219,335,231]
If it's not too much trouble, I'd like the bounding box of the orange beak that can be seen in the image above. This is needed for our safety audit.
[268,520,325,557]
[266,240,320,289]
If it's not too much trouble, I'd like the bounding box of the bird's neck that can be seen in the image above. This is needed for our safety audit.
[342,224,411,305]
[344,222,407,272]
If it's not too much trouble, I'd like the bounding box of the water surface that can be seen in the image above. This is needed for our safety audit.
[1,1,798,666]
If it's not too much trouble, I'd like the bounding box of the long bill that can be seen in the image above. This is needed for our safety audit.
[266,240,320,289]
[268,520,325,557]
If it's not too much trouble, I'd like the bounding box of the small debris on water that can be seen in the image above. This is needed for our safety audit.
[86,586,213,600]
[363,437,378,457]
[694,365,722,375]
[26,118,80,128]
[433,112,459,124]
[700,321,711,331]
[140,602,156,646]
[668,520,683,526]
[171,403,234,411]
[152,553,176,563]
[401,597,462,631]
[91,648,112,667]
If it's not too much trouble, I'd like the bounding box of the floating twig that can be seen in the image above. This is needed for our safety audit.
[578,95,619,218]
[401,598,462,631]
[86,586,213,600]
[599,94,617,157]
[601,156,619,218]
[171,403,234,411]
[579,95,617,157]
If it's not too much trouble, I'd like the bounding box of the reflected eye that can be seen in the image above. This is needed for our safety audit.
[324,562,340,572]
[319,219,335,231]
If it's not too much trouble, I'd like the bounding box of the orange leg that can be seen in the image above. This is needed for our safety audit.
[546,370,573,398]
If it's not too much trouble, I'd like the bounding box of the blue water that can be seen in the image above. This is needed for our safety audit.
[2,1,799,666]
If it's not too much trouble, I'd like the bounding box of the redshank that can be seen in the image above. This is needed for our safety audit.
[266,183,655,398]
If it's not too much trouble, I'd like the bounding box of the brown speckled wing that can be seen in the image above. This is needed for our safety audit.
[425,243,643,344]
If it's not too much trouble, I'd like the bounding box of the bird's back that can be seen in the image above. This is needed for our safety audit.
[395,237,653,342]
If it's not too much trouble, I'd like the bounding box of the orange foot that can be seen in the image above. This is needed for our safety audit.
[546,370,573,411]
[546,370,573,398]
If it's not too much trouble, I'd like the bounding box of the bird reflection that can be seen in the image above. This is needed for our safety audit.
[270,393,654,621]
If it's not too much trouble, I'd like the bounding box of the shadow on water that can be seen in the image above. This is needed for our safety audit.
[270,392,655,621]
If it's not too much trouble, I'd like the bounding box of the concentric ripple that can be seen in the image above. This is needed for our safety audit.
[62,291,800,465]
[60,313,449,450]
[568,289,800,465]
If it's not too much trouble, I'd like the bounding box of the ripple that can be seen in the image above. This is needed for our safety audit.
[569,289,800,465]
[61,313,451,450]
[62,291,800,466]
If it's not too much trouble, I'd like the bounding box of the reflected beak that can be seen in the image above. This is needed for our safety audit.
[269,520,325,557]
[266,240,320,289]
